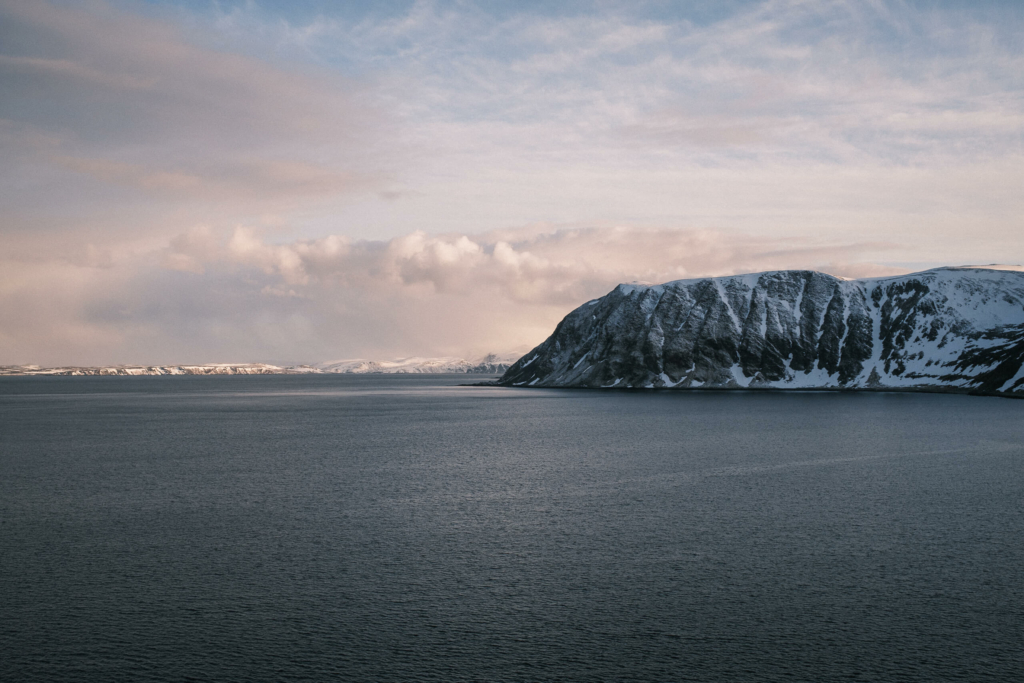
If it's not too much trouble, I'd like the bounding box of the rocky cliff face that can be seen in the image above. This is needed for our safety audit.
[499,267,1024,397]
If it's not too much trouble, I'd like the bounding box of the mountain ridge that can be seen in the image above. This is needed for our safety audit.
[498,266,1024,397]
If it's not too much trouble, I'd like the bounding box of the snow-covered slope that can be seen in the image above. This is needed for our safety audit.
[499,267,1024,397]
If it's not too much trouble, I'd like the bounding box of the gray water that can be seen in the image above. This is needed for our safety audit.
[1,375,1021,682]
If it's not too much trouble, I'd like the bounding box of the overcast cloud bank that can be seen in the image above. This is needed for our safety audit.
[3,223,910,366]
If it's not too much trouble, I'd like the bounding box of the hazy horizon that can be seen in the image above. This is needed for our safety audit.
[3,0,1023,366]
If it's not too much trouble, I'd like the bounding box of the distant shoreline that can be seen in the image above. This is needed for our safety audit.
[0,368,507,377]
[0,359,513,376]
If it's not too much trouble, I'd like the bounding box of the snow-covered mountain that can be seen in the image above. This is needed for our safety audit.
[499,266,1024,397]
[315,354,514,374]
[0,363,289,376]
[0,355,515,377]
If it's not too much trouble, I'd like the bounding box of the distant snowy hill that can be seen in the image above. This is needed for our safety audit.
[0,355,514,377]
[499,266,1024,397]
[0,363,290,376]
[315,354,515,374]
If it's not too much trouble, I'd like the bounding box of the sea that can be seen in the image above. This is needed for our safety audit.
[1,374,1021,682]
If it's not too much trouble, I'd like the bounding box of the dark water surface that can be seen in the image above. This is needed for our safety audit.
[1,375,1022,682]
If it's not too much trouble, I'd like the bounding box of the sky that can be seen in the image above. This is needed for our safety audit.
[1,0,1022,366]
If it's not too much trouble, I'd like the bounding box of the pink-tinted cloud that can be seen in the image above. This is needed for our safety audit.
[0,224,914,366]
